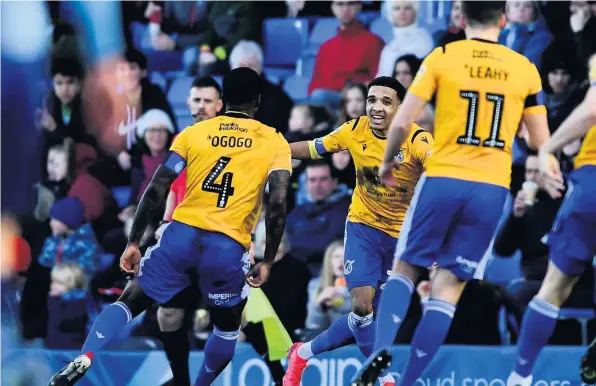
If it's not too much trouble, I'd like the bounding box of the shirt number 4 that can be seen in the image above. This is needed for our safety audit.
[458,91,506,149]
[202,156,235,208]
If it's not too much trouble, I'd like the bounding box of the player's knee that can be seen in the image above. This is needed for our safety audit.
[536,262,579,307]
[157,307,185,332]
[210,299,247,332]
[429,268,466,304]
[350,288,375,316]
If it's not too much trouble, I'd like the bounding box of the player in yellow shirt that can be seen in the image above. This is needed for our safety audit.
[353,3,563,386]
[48,68,292,386]
[507,54,596,386]
[283,77,433,386]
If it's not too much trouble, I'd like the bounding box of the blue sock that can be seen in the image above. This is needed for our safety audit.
[194,327,238,386]
[400,298,455,385]
[513,297,559,377]
[349,312,374,356]
[373,274,414,352]
[81,301,132,355]
[311,313,354,355]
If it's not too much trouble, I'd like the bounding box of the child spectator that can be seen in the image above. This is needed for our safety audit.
[286,104,318,143]
[38,197,100,277]
[46,262,89,349]
[306,241,351,331]
[336,82,367,126]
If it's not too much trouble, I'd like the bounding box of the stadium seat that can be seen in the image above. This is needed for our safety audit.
[370,16,393,44]
[558,308,596,345]
[213,75,223,87]
[149,71,167,91]
[283,75,310,102]
[145,51,183,73]
[483,251,523,286]
[176,114,195,130]
[263,18,309,70]
[111,186,132,209]
[168,76,194,115]
[296,55,317,78]
[302,17,339,56]
[358,11,381,26]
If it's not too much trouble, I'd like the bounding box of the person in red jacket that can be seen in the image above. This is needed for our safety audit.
[309,1,384,111]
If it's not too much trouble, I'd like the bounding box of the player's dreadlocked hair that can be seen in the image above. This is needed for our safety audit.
[367,76,407,102]
[462,1,506,27]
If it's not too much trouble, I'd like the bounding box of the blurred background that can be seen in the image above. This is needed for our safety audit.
[1,1,596,385]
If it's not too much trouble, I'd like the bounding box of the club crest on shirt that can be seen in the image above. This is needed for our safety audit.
[344,259,355,275]
[395,151,405,163]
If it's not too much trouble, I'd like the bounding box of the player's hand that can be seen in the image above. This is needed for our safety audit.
[379,161,397,187]
[119,243,142,276]
[538,152,565,199]
[245,261,272,288]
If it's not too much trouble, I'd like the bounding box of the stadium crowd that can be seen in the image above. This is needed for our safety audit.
[3,0,596,380]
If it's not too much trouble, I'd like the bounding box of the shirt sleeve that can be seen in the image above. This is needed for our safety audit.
[270,135,293,174]
[307,120,352,158]
[523,63,547,116]
[409,126,434,168]
[408,47,443,102]
[169,131,189,160]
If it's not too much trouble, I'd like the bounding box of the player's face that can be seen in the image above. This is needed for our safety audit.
[345,87,366,120]
[450,1,463,28]
[187,87,223,122]
[330,248,345,277]
[547,69,571,95]
[524,155,539,183]
[506,1,535,25]
[306,165,336,201]
[53,74,81,105]
[366,86,399,131]
[394,60,414,89]
[391,1,417,28]
[332,1,361,25]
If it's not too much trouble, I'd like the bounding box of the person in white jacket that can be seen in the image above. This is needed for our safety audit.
[376,0,434,77]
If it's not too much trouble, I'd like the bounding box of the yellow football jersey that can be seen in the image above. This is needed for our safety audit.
[409,39,547,188]
[574,57,596,169]
[170,113,292,249]
[310,116,433,237]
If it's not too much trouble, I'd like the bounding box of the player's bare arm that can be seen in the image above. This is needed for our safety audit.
[380,93,427,186]
[246,169,290,288]
[289,142,313,159]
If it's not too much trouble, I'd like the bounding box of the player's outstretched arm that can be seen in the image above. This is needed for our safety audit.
[128,165,179,246]
[542,86,596,154]
[289,142,313,160]
[263,170,291,263]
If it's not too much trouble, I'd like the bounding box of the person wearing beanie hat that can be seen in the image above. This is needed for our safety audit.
[39,197,100,276]
[135,109,176,138]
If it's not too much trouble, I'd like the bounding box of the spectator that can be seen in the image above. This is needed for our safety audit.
[229,40,294,133]
[569,0,596,66]
[331,150,356,190]
[391,54,434,130]
[376,0,434,77]
[37,57,96,149]
[498,0,553,68]
[308,0,384,110]
[305,240,351,330]
[92,48,176,186]
[336,82,367,126]
[287,160,351,273]
[195,2,259,77]
[286,104,318,143]
[433,0,466,46]
[144,1,211,75]
[493,156,594,314]
[38,197,100,277]
[46,262,89,349]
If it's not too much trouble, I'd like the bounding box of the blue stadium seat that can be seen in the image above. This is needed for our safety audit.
[176,114,195,130]
[263,18,309,69]
[558,308,596,345]
[370,16,393,44]
[149,71,167,91]
[213,75,223,87]
[263,68,294,83]
[111,186,132,209]
[145,51,183,73]
[283,75,310,102]
[483,252,523,286]
[297,55,317,78]
[358,11,381,26]
[309,18,340,48]
[168,76,194,115]
[423,18,448,37]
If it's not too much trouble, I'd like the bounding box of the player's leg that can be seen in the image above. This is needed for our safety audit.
[158,284,196,386]
[48,279,154,386]
[507,170,596,386]
[581,336,596,384]
[396,181,508,386]
[193,232,249,386]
